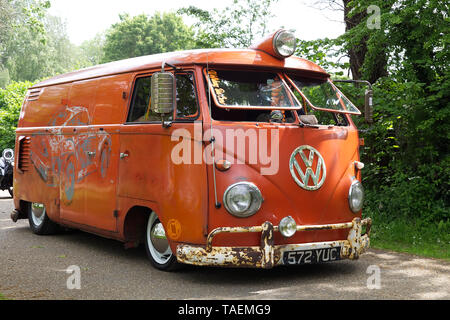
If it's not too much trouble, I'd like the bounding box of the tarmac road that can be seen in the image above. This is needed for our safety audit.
[0,190,449,300]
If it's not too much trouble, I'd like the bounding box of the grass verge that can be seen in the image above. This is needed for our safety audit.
[367,216,450,260]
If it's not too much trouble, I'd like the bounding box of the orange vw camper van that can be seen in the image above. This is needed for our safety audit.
[11,30,371,270]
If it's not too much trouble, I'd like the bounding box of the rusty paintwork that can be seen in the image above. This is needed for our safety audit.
[177,218,371,268]
[12,30,371,268]
[205,220,361,252]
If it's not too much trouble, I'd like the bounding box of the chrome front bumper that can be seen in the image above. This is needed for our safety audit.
[176,218,372,268]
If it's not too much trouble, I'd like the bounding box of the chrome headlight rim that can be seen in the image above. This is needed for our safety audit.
[348,180,365,213]
[272,30,296,58]
[223,182,263,218]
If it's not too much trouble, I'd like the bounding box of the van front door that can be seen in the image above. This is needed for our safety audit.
[117,71,207,245]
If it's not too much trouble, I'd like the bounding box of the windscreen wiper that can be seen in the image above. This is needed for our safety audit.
[297,122,320,129]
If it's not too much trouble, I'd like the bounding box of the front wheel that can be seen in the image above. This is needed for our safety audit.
[8,186,13,198]
[28,202,59,235]
[144,211,180,271]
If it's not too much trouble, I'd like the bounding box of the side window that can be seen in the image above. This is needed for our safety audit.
[127,76,168,123]
[176,73,198,119]
[128,72,198,123]
[128,76,150,122]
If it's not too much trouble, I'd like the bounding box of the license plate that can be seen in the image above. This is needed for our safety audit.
[283,247,341,265]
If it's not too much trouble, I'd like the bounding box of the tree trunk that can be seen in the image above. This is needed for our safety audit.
[342,0,388,83]
[343,0,365,80]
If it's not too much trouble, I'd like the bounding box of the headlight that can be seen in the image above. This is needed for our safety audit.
[348,180,365,213]
[223,182,263,218]
[273,30,296,58]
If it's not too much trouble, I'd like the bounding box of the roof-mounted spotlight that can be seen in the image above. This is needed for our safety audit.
[250,29,297,60]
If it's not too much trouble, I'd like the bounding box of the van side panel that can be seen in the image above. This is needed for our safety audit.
[83,73,132,231]
[92,74,131,125]
[58,79,98,225]
[15,84,72,221]
[19,85,70,128]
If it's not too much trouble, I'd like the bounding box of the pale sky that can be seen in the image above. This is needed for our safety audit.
[48,0,345,45]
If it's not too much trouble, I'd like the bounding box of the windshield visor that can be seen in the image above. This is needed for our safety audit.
[287,76,361,115]
[205,69,301,110]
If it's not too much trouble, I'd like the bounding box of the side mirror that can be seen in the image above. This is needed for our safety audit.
[364,89,374,124]
[151,72,175,126]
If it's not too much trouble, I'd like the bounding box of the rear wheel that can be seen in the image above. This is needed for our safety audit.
[8,187,13,198]
[144,211,180,271]
[28,202,59,235]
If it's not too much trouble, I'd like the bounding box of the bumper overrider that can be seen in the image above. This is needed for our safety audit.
[176,218,372,268]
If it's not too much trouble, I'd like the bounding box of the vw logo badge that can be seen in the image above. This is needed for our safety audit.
[289,146,326,191]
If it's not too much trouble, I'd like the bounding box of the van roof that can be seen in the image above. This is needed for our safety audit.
[32,48,329,88]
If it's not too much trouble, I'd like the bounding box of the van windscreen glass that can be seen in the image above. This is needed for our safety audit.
[206,69,300,110]
[287,76,361,115]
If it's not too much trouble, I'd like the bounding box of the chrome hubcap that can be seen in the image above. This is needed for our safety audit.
[31,203,45,226]
[151,222,169,254]
[147,213,172,265]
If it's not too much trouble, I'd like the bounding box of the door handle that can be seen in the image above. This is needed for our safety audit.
[120,152,129,159]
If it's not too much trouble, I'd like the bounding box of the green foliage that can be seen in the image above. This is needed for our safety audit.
[0,0,97,85]
[0,68,10,88]
[0,0,51,73]
[322,1,450,258]
[79,33,106,66]
[0,81,32,150]
[9,14,93,82]
[295,38,349,74]
[178,0,279,48]
[102,12,196,63]
[338,77,449,228]
[0,0,14,62]
[338,0,449,84]
[367,212,450,260]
